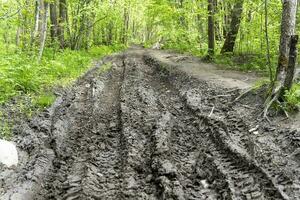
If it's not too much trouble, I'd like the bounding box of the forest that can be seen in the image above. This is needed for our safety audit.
[0,0,300,199]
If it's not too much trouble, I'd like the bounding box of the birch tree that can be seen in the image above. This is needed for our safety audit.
[38,1,49,62]
[207,0,215,58]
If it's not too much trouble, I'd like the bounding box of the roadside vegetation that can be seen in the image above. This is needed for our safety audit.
[0,45,124,138]
[0,45,123,104]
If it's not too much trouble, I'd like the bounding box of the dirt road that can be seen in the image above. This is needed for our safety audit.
[1,48,300,199]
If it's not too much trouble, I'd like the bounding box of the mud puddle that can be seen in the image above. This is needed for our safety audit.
[0,48,300,199]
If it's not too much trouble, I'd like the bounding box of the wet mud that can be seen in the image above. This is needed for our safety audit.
[1,48,300,200]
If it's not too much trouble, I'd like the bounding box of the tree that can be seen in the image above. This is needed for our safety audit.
[263,0,298,118]
[58,0,68,48]
[221,0,244,54]
[207,0,215,57]
[38,0,49,62]
[122,6,130,44]
[264,0,272,81]
[49,1,59,42]
[30,0,40,47]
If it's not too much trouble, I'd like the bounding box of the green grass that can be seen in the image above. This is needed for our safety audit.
[213,53,277,75]
[0,44,124,104]
[0,44,125,138]
[32,93,57,109]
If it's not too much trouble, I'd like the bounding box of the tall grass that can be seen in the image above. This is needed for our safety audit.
[0,45,124,104]
[0,45,125,138]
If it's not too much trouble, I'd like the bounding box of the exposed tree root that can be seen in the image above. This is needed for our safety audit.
[233,84,264,103]
[262,83,289,119]
[232,83,289,120]
[262,86,281,119]
[276,100,290,119]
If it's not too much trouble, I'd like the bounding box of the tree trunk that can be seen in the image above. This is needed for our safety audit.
[214,0,222,41]
[265,0,273,81]
[122,7,129,45]
[30,0,40,47]
[263,0,298,117]
[221,0,244,54]
[50,2,59,42]
[16,27,21,47]
[222,2,231,39]
[284,35,298,89]
[107,21,114,45]
[16,11,22,47]
[208,0,215,57]
[275,0,298,86]
[38,1,49,62]
[58,0,67,48]
[178,0,186,27]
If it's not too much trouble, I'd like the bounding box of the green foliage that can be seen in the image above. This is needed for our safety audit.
[0,45,124,139]
[32,93,56,109]
[0,45,122,104]
[142,0,287,77]
[214,53,276,74]
[284,84,300,112]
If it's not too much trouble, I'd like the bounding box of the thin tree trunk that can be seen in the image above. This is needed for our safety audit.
[208,0,215,57]
[16,10,22,47]
[30,0,40,47]
[38,2,49,62]
[59,0,67,48]
[222,2,231,39]
[214,0,222,41]
[178,0,186,27]
[50,1,58,43]
[221,0,244,53]
[16,28,21,47]
[107,21,114,45]
[122,7,129,45]
[265,0,273,81]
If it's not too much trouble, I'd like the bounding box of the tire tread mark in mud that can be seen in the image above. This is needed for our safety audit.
[143,54,291,200]
[1,50,299,200]
[140,58,222,200]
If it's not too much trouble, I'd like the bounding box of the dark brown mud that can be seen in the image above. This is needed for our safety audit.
[1,48,300,200]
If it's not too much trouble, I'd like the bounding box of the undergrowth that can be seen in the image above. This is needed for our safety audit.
[284,83,300,112]
[0,44,125,138]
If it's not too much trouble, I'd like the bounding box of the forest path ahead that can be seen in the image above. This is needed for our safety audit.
[146,49,260,89]
[0,48,300,200]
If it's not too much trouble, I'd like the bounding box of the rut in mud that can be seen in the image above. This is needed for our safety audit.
[1,49,300,200]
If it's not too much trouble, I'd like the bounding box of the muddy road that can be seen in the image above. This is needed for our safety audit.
[1,48,300,199]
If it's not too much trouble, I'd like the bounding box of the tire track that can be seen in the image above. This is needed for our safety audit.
[41,58,127,199]
[1,49,300,200]
[138,56,223,199]
[144,53,294,199]
[117,56,160,199]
